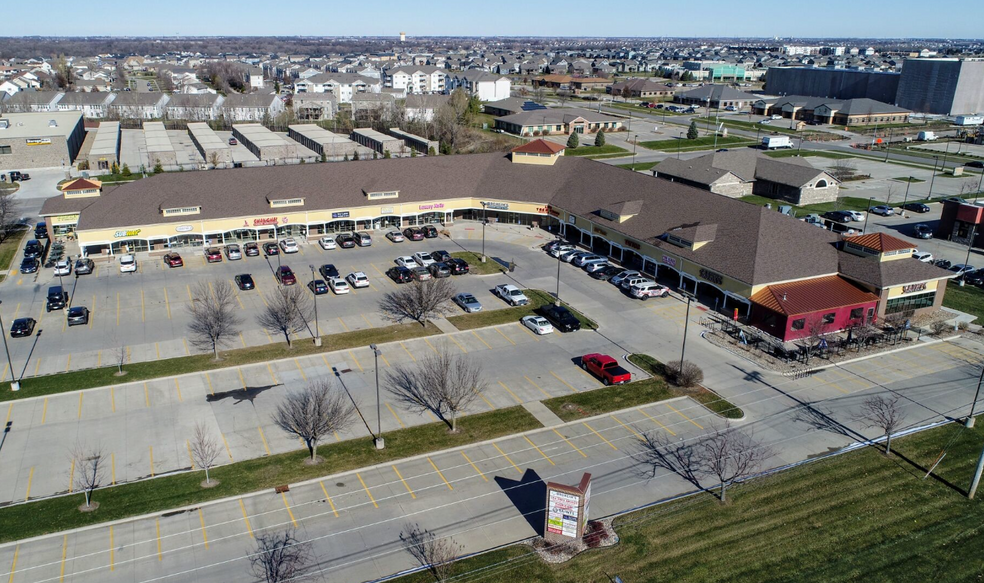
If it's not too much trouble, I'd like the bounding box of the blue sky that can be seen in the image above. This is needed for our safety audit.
[8,0,982,38]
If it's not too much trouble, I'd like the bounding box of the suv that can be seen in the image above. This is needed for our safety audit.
[432,250,452,263]
[403,227,424,241]
[53,259,72,276]
[67,306,89,326]
[428,262,451,278]
[163,252,184,268]
[630,281,670,300]
[386,266,413,283]
[205,247,223,262]
[244,242,260,257]
[335,233,356,248]
[610,270,641,286]
[225,244,242,260]
[494,284,529,306]
[23,240,43,259]
[620,275,653,291]
[46,286,68,312]
[276,266,297,285]
[823,210,854,223]
[421,225,439,238]
[447,257,469,275]
[74,258,94,275]
[119,254,137,273]
[354,232,372,247]
[10,318,36,338]
[539,304,581,332]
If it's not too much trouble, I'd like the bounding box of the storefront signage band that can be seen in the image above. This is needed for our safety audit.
[418,203,445,210]
[902,283,927,294]
[662,255,677,268]
[253,217,279,226]
[625,239,641,250]
[332,211,350,219]
[175,225,193,233]
[593,226,607,236]
[25,138,51,146]
[699,268,723,285]
[52,214,79,225]
[485,202,509,210]
[114,229,142,238]
[380,207,395,214]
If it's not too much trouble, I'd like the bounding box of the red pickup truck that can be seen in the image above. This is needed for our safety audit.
[580,353,632,385]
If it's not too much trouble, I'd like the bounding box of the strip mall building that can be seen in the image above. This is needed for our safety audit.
[41,140,953,343]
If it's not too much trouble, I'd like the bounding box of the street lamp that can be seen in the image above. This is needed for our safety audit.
[679,291,694,366]
[554,233,563,307]
[480,201,488,263]
[632,135,638,171]
[370,344,384,449]
[928,156,939,200]
[0,301,18,391]
[862,198,874,234]
[309,265,321,347]
[967,363,984,428]
[901,175,912,215]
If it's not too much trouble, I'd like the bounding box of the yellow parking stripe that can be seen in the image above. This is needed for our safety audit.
[551,370,579,393]
[498,381,522,404]
[111,453,116,484]
[4,403,10,425]
[552,428,587,457]
[281,492,298,526]
[238,500,254,537]
[24,467,34,500]
[204,373,215,395]
[447,334,468,353]
[294,359,307,380]
[461,451,488,481]
[666,403,703,429]
[524,436,555,465]
[267,363,278,384]
[492,442,522,474]
[337,316,349,331]
[155,519,163,560]
[198,509,209,549]
[476,389,495,410]
[163,288,171,319]
[356,472,379,508]
[471,330,492,349]
[612,415,645,441]
[386,402,406,428]
[41,398,48,424]
[348,350,363,372]
[149,446,155,476]
[319,481,339,517]
[583,422,617,450]
[60,535,67,579]
[77,393,83,418]
[144,383,151,407]
[495,327,516,345]
[428,457,453,489]
[238,368,246,388]
[109,526,114,570]
[525,375,552,399]
[400,342,416,361]
[424,338,440,355]
[361,313,373,328]
[141,290,147,321]
[221,433,234,461]
[68,458,75,492]
[175,379,183,401]
[518,323,539,340]
[393,466,416,498]
[258,426,272,455]
[187,440,195,468]
[6,546,18,582]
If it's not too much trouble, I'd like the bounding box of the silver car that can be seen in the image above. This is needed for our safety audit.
[453,292,483,313]
[225,244,242,260]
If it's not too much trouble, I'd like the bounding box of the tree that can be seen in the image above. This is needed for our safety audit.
[257,285,312,347]
[208,151,221,167]
[687,120,699,140]
[829,159,858,182]
[0,190,22,244]
[799,314,829,364]
[190,420,221,486]
[851,321,878,353]
[665,360,704,387]
[187,281,242,359]
[854,394,907,455]
[120,163,131,177]
[378,278,456,327]
[699,423,774,503]
[273,80,281,94]
[248,528,311,583]
[352,150,360,161]
[272,379,354,463]
[153,160,164,174]
[386,347,487,432]
[567,132,579,149]
[400,523,462,583]
[113,339,128,375]
[594,129,606,147]
[383,149,391,159]
[70,442,106,510]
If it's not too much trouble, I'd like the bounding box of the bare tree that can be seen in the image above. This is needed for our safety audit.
[400,523,462,583]
[257,285,312,347]
[799,314,829,364]
[208,151,220,167]
[111,336,128,376]
[70,443,106,510]
[378,278,456,327]
[386,347,487,432]
[851,321,878,353]
[664,360,704,387]
[633,430,704,490]
[854,394,907,455]
[0,190,22,243]
[698,424,774,503]
[187,280,242,360]
[248,528,311,583]
[828,159,858,182]
[190,421,221,486]
[272,378,354,463]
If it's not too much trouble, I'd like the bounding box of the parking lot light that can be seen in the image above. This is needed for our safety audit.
[371,344,384,450]
[0,301,18,391]
[309,264,321,347]
[480,201,488,263]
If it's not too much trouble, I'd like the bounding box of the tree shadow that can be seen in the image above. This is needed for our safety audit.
[206,384,278,405]
[887,444,967,496]
[494,469,546,537]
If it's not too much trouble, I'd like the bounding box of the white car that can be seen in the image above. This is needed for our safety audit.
[319,237,337,250]
[573,254,604,267]
[386,231,405,243]
[580,257,608,270]
[396,256,419,269]
[521,315,554,335]
[584,261,610,273]
[328,277,350,294]
[225,244,242,260]
[53,259,72,276]
[413,251,435,267]
[346,271,370,288]
[549,244,576,258]
[630,281,670,300]
[610,270,641,286]
[845,210,865,222]
[119,254,137,273]
[279,238,299,253]
[494,284,529,306]
[913,251,934,263]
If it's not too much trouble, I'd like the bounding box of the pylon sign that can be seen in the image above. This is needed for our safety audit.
[544,473,591,542]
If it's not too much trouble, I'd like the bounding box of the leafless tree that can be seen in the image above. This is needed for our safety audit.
[272,378,354,463]
[208,151,221,168]
[187,281,242,360]
[257,285,312,347]
[248,528,311,583]
[378,278,456,327]
[0,190,22,243]
[632,430,704,490]
[854,394,907,455]
[112,336,128,375]
[852,322,878,353]
[828,159,858,182]
[70,442,106,510]
[698,423,774,503]
[931,319,952,337]
[664,360,704,387]
[799,314,829,364]
[434,88,473,152]
[400,523,462,583]
[386,347,487,432]
[190,421,221,486]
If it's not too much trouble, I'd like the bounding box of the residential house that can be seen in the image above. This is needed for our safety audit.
[293,73,380,104]
[0,91,63,112]
[405,94,450,122]
[448,70,510,101]
[247,67,264,90]
[293,93,336,121]
[351,93,396,122]
[494,107,624,136]
[220,93,284,122]
[384,65,448,94]
[108,92,169,119]
[164,93,223,121]
[607,78,675,99]
[56,91,116,118]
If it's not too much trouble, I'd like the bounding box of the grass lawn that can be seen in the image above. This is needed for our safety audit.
[390,417,984,583]
[0,230,28,282]
[0,406,541,544]
[942,283,984,322]
[0,322,441,402]
[563,144,628,157]
[616,161,659,171]
[639,135,755,152]
[764,150,855,160]
[447,290,596,331]
[608,102,686,116]
[452,251,506,275]
[738,195,936,217]
[626,354,742,419]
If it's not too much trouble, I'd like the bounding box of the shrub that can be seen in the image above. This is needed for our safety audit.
[120,163,131,177]
[687,120,699,140]
[153,161,163,174]
[567,132,579,149]
[595,130,606,147]
[931,320,952,337]
[666,360,703,387]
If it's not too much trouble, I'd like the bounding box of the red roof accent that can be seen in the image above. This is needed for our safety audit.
[61,178,102,191]
[511,139,566,155]
[847,232,912,253]
[750,275,880,316]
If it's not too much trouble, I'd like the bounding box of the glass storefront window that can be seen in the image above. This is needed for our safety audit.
[326,220,355,234]
[111,239,149,254]
[885,291,936,314]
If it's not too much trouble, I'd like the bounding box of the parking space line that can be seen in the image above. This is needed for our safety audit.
[97,351,101,367]
[163,288,171,319]
[110,387,115,412]
[447,335,468,353]
[1,364,7,382]
[319,481,339,517]
[239,332,247,348]
[198,509,209,549]
[77,393,83,418]
[294,359,307,380]
[356,473,379,508]
[476,389,495,410]
[238,368,246,388]
[149,446,155,476]
[116,292,120,326]
[5,545,16,582]
[495,327,516,346]
[204,373,214,395]
[187,440,195,468]
[524,376,552,400]
[156,343,161,360]
[666,403,703,429]
[461,451,488,481]
[65,353,71,372]
[380,353,391,367]
[175,379,183,401]
[400,341,416,361]
[257,290,269,308]
[89,297,94,328]
[111,453,116,484]
[524,436,555,465]
[550,370,579,393]
[498,381,523,404]
[258,426,272,455]
[574,365,601,384]
[424,338,440,355]
[109,526,114,570]
[238,499,254,537]
[267,363,278,384]
[281,492,298,526]
[41,398,48,424]
[518,323,539,341]
[221,433,234,461]
[4,403,10,425]
[141,289,146,322]
[144,383,151,407]
[33,358,40,377]
[426,456,454,490]
[583,422,617,450]
[492,443,522,474]
[393,466,416,498]
[361,313,373,328]
[348,350,363,372]
[471,330,492,349]
[24,467,34,500]
[337,317,349,332]
[60,535,67,580]
[386,402,406,428]
[183,339,190,356]
[155,519,163,560]
[611,415,645,441]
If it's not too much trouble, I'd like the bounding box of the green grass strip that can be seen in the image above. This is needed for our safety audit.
[447,289,597,331]
[627,354,743,419]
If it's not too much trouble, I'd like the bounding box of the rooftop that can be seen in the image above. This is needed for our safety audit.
[750,275,880,316]
[0,111,83,138]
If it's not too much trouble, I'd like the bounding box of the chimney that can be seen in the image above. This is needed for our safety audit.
[782,293,787,301]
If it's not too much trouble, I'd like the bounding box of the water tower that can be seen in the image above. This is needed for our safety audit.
[399,32,406,42]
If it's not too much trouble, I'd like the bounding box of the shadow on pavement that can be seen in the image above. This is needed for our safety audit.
[206,384,278,404]
[495,468,546,537]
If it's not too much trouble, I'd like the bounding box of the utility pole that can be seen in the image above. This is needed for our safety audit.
[679,292,693,365]
[371,344,384,449]
[966,363,983,428]
[970,443,984,499]
[480,201,487,262]
[862,198,873,234]
[309,265,321,346]
[901,175,912,213]
[0,301,17,391]
[554,234,562,307]
[928,156,939,200]
[632,135,638,171]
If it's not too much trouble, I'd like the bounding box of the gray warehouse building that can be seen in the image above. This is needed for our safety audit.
[187,122,232,167]
[765,67,901,103]
[287,124,366,160]
[0,111,85,171]
[896,58,984,115]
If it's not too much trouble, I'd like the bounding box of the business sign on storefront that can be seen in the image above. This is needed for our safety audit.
[418,203,445,210]
[625,239,641,250]
[901,283,927,294]
[253,217,278,226]
[51,214,80,226]
[25,138,51,146]
[699,268,723,285]
[662,255,677,268]
[175,225,194,233]
[114,229,141,238]
[546,490,579,538]
[380,207,395,214]
[332,211,350,219]
[485,202,509,210]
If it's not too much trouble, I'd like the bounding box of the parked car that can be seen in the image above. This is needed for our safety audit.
[328,277,350,294]
[494,284,529,306]
[346,271,370,288]
[163,252,184,268]
[354,232,372,247]
[228,137,238,146]
[522,315,554,335]
[386,230,405,243]
[453,292,483,313]
[319,236,337,250]
[276,266,297,285]
[870,205,894,216]
[421,225,439,238]
[413,251,436,267]
[335,233,356,248]
[447,257,469,275]
[205,247,222,262]
[46,286,68,311]
[845,210,866,222]
[913,224,933,239]
[428,262,451,278]
[950,264,976,276]
[759,119,772,125]
[965,161,984,169]
[573,253,604,267]
[308,279,329,295]
[119,254,137,273]
[902,202,930,213]
[235,274,255,290]
[10,317,36,338]
[319,264,339,280]
[23,240,43,259]
[620,275,653,291]
[581,353,632,385]
[226,244,242,260]
[67,306,89,326]
[548,244,576,258]
[403,227,424,241]
[396,256,419,269]
[263,242,279,256]
[244,242,260,257]
[941,197,968,205]
[610,270,641,286]
[74,258,94,275]
[19,258,39,274]
[964,270,984,286]
[543,240,564,253]
[583,260,610,273]
[912,251,934,263]
[53,259,71,276]
[823,210,854,223]
[33,221,48,239]
[386,266,413,283]
[410,266,432,281]
[279,238,299,253]
[432,250,452,263]
[934,259,952,269]
[561,250,589,263]
[539,304,581,332]
[630,281,670,300]
[590,265,622,281]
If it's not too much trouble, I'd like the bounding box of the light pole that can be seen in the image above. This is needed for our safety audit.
[966,363,984,428]
[862,198,874,234]
[928,156,939,200]
[370,344,384,449]
[679,291,694,366]
[0,301,18,391]
[976,168,984,203]
[309,265,321,347]
[554,233,562,307]
[901,175,912,213]
[480,201,487,263]
[632,135,638,171]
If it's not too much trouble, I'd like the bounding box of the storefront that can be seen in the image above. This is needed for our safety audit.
[749,275,880,342]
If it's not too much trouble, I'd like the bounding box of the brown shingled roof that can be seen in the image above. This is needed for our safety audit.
[60,178,101,191]
[750,275,879,316]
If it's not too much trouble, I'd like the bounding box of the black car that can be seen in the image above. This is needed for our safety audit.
[941,197,969,205]
[539,304,581,333]
[263,242,279,256]
[913,224,933,239]
[386,266,413,283]
[19,257,39,274]
[308,279,329,295]
[964,270,984,286]
[902,202,930,213]
[319,264,339,280]
[335,233,356,248]
[822,210,853,223]
[235,274,255,290]
[67,306,89,326]
[965,161,984,169]
[23,240,43,259]
[934,259,952,269]
[46,286,68,312]
[590,264,622,281]
[428,262,451,278]
[34,222,48,239]
[74,258,94,275]
[447,257,469,275]
[432,250,452,263]
[10,318,36,338]
[421,225,439,238]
